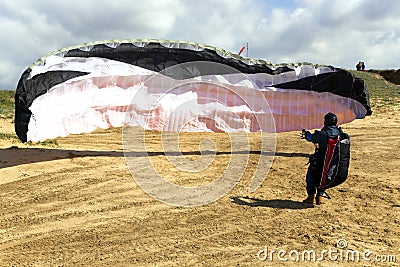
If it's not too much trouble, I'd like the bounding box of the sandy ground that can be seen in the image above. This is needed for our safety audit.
[0,108,399,266]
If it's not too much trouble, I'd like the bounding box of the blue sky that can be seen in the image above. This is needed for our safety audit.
[1,0,399,90]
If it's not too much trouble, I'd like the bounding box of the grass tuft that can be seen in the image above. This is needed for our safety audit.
[0,90,15,119]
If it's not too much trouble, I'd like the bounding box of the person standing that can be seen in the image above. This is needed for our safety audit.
[301,112,348,205]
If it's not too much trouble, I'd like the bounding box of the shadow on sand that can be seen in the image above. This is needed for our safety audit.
[0,146,309,169]
[230,196,313,210]
[0,147,124,169]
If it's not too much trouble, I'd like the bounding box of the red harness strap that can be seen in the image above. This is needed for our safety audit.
[319,137,339,188]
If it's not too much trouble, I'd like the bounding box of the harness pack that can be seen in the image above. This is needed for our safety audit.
[309,128,350,190]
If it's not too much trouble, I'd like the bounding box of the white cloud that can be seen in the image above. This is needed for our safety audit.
[0,0,399,89]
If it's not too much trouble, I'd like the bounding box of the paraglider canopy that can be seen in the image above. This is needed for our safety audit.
[14,39,371,142]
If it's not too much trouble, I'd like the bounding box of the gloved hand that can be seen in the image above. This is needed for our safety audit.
[301,129,308,139]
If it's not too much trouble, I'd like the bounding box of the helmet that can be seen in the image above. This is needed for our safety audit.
[324,112,338,126]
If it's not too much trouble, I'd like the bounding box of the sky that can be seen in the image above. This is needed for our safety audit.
[1,0,399,90]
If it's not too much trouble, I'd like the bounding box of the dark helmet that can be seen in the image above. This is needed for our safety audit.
[324,112,338,126]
